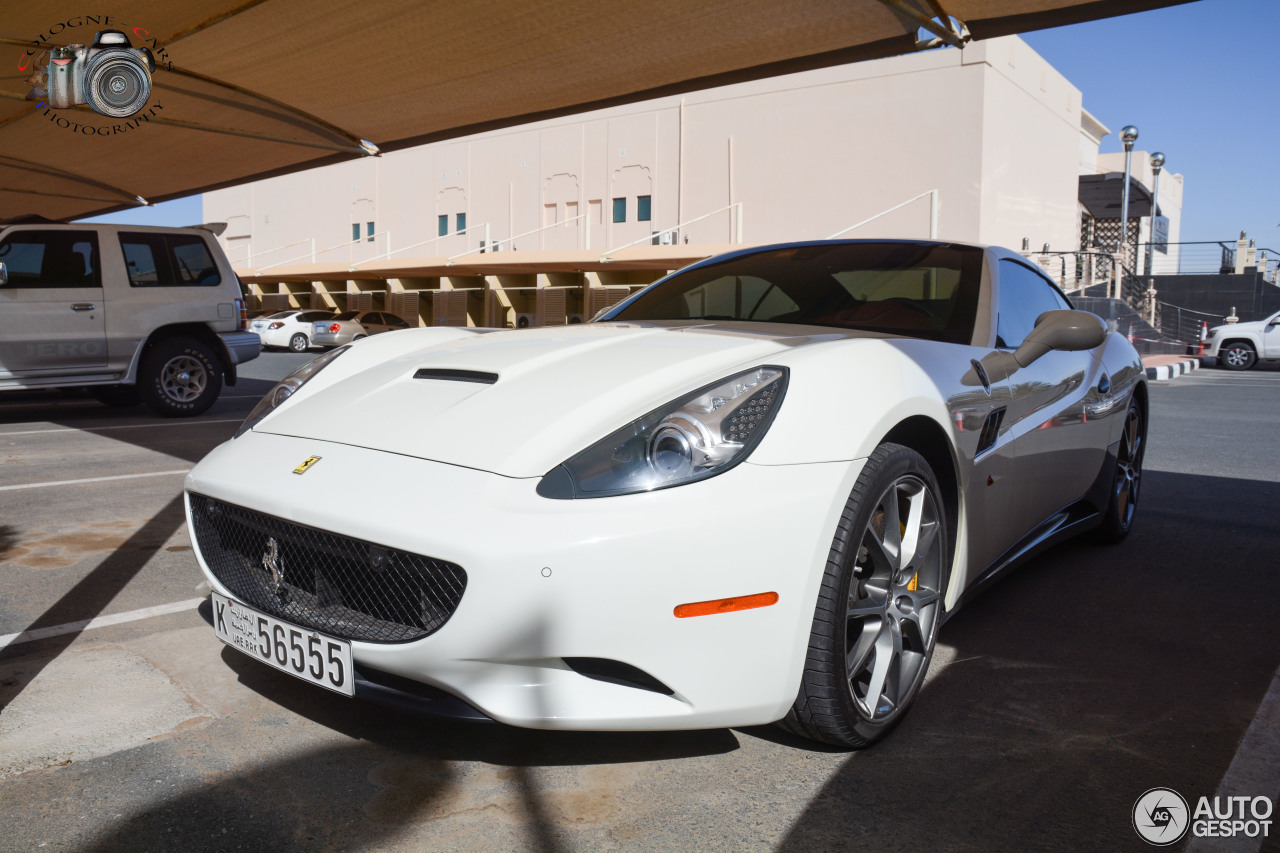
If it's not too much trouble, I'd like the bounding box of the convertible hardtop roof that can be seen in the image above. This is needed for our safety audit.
[1,0,1194,222]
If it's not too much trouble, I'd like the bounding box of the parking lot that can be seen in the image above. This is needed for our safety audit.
[1,353,1278,852]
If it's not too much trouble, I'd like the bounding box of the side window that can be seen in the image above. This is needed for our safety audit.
[120,232,221,286]
[0,230,100,288]
[996,260,1071,348]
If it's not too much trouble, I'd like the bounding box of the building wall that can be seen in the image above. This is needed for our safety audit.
[205,36,1092,270]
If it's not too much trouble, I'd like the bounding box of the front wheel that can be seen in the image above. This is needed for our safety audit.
[1219,341,1256,370]
[781,443,948,748]
[139,338,223,417]
[289,333,309,353]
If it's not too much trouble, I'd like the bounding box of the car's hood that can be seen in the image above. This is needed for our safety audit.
[255,321,859,477]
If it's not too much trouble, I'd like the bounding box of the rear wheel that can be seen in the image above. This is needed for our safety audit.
[782,443,948,748]
[139,338,222,417]
[289,333,309,353]
[1219,341,1256,370]
[1094,396,1145,543]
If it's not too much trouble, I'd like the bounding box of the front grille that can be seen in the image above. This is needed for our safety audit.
[188,492,466,643]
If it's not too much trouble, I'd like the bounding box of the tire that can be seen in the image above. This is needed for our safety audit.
[1093,396,1145,543]
[139,338,223,417]
[89,385,142,408]
[781,443,948,748]
[353,334,367,341]
[289,333,309,353]
[1219,341,1256,370]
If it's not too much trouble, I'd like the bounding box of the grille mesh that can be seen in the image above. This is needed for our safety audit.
[188,492,466,643]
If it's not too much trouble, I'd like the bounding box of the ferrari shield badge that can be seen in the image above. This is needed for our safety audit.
[293,456,321,475]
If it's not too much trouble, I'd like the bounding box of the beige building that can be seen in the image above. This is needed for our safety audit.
[205,35,1181,325]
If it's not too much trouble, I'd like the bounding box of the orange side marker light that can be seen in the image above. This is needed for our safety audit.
[674,591,779,618]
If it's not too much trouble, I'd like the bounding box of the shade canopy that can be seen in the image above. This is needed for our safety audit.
[1079,172,1158,219]
[2,0,1194,222]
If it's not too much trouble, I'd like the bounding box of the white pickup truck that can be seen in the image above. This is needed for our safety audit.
[1204,310,1280,371]
[0,222,259,415]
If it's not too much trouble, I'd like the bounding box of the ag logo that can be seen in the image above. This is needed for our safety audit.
[1133,788,1190,846]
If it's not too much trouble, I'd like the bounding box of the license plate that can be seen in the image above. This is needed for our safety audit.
[211,592,354,696]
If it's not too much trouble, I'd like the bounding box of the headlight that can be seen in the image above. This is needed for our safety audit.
[234,345,350,438]
[537,366,788,499]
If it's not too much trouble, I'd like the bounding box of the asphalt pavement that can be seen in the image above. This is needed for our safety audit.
[0,353,1277,852]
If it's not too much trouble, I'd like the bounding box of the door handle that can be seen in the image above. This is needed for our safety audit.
[72,303,96,312]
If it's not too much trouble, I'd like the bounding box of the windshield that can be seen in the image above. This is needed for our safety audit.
[336,310,360,320]
[610,242,984,344]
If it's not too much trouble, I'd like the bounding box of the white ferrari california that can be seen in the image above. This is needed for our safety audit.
[186,239,1146,747]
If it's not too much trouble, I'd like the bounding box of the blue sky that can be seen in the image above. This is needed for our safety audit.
[1022,0,1277,246]
[83,0,1276,249]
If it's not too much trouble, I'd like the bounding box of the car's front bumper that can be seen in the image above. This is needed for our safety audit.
[185,430,861,731]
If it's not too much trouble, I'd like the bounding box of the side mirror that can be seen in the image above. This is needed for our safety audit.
[1013,309,1106,368]
[963,309,1107,387]
[0,261,7,286]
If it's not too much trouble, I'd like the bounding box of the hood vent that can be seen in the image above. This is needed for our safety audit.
[413,368,498,385]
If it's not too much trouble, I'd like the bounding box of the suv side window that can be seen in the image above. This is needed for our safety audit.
[996,259,1071,348]
[0,230,100,288]
[119,232,222,287]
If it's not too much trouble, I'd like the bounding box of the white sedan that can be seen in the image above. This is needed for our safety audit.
[186,239,1146,748]
[251,309,335,352]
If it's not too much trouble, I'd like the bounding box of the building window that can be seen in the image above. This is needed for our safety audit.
[612,197,627,223]
[456,213,467,234]
[637,195,651,222]
[366,222,375,243]
[438,214,448,237]
[352,223,360,243]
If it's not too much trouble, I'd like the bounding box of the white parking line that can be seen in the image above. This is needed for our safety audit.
[0,470,188,491]
[1186,663,1280,853]
[0,419,242,437]
[0,598,205,651]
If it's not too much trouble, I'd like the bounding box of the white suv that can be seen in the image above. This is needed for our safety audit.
[1204,311,1280,370]
[0,222,260,416]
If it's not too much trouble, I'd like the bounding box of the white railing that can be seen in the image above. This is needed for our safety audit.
[599,202,743,263]
[255,232,391,272]
[827,189,938,240]
[448,215,585,262]
[354,224,494,269]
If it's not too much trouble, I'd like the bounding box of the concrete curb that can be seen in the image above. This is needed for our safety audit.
[1145,358,1201,381]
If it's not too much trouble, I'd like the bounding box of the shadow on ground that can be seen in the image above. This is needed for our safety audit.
[777,469,1280,851]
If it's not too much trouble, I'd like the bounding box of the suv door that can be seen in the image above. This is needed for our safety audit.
[1263,312,1280,358]
[0,229,107,378]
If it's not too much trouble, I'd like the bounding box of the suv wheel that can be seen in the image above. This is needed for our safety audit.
[1219,341,1256,370]
[140,338,223,417]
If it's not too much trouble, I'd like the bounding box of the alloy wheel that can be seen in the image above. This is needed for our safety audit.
[160,355,208,403]
[846,474,943,723]
[1113,403,1144,530]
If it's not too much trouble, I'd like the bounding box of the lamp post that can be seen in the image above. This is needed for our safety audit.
[1144,152,1165,276]
[1116,126,1139,262]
